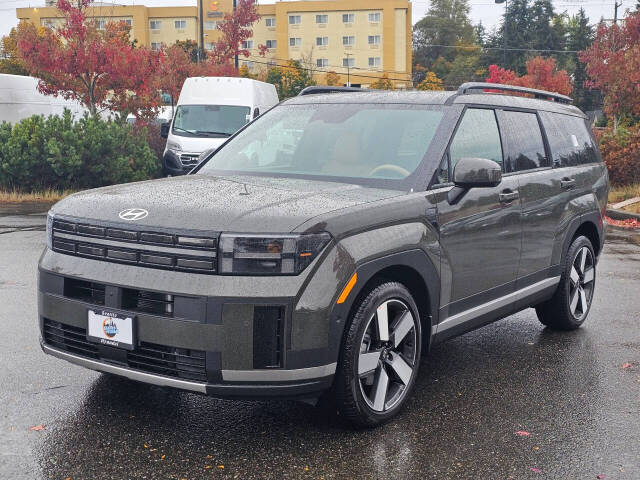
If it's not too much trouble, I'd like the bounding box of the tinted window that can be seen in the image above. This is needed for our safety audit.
[438,108,503,183]
[200,104,444,182]
[500,111,549,172]
[540,112,598,167]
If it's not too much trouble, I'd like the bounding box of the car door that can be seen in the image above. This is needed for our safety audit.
[496,109,559,289]
[434,107,523,335]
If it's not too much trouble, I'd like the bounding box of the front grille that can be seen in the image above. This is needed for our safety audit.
[43,319,207,383]
[127,342,206,382]
[43,319,99,358]
[122,288,174,317]
[180,153,200,172]
[64,278,106,305]
[52,219,217,274]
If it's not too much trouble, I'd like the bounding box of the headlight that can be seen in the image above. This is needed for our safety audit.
[198,148,216,163]
[46,212,54,249]
[166,141,181,153]
[219,232,331,275]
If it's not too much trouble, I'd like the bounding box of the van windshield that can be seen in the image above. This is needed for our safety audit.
[198,103,444,182]
[172,105,251,137]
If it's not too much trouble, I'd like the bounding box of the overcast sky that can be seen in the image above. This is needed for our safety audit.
[1,0,636,40]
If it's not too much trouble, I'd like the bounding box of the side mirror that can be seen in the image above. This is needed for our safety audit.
[160,122,170,139]
[453,157,502,188]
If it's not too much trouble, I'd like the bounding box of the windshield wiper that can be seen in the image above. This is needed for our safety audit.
[173,126,196,136]
[195,131,232,137]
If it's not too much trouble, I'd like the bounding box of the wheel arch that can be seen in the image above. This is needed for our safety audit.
[332,250,440,356]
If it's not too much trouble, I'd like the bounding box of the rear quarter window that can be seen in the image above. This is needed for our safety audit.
[540,112,598,167]
[498,110,549,172]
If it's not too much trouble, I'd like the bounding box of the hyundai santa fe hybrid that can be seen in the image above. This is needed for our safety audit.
[39,83,608,427]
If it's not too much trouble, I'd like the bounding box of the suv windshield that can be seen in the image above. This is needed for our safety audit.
[198,103,444,182]
[173,105,251,137]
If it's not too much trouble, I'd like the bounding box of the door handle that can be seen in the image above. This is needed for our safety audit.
[499,190,519,204]
[560,178,576,189]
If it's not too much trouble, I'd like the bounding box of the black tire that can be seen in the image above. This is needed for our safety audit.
[536,235,596,330]
[335,282,422,427]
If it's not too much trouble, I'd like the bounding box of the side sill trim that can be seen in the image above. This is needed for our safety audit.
[41,343,207,393]
[222,363,337,382]
[436,276,560,333]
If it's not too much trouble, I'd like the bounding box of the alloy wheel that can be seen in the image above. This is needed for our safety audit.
[357,299,418,413]
[569,246,595,320]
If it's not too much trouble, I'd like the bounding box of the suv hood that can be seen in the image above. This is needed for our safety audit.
[51,175,404,233]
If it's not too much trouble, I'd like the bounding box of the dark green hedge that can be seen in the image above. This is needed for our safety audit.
[0,111,159,192]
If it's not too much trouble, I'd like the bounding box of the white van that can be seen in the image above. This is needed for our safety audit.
[0,73,86,124]
[161,77,279,175]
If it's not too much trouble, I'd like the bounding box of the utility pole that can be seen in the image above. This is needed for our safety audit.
[614,1,622,24]
[495,0,508,67]
[234,0,239,69]
[198,0,204,63]
[345,52,353,87]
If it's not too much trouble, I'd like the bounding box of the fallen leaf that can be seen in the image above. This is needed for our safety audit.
[29,425,45,431]
[597,475,606,479]
[622,363,632,369]
[530,467,542,473]
[206,455,212,459]
[161,455,165,460]
[515,431,531,437]
[204,465,211,470]
[217,465,224,469]
[144,443,148,449]
[533,446,540,451]
[304,466,309,472]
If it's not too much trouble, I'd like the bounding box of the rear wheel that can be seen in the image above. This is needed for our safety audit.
[336,282,422,427]
[536,236,596,330]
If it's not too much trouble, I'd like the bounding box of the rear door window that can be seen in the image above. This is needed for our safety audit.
[437,108,503,184]
[498,110,549,172]
[539,112,598,167]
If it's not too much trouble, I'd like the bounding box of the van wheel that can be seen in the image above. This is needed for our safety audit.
[336,282,421,427]
[536,236,596,330]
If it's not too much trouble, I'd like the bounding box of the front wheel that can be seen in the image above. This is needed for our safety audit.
[336,282,422,427]
[536,235,596,330]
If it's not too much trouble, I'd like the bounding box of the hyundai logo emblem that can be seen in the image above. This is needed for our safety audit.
[118,208,149,221]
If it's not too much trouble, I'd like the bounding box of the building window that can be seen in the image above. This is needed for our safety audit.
[242,40,254,49]
[205,42,214,51]
[204,21,217,30]
[265,17,276,27]
[95,19,106,30]
[368,35,381,45]
[342,13,355,24]
[289,37,302,47]
[266,39,277,49]
[368,57,381,68]
[316,36,329,47]
[150,19,162,30]
[267,60,277,69]
[317,58,329,68]
[342,36,355,46]
[151,42,162,51]
[316,14,328,24]
[289,15,301,25]
[241,61,255,69]
[343,57,355,68]
[369,12,381,23]
[174,19,187,30]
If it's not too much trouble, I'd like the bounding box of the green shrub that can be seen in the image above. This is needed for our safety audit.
[0,110,159,192]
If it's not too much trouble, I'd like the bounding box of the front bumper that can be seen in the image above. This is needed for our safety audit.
[37,240,351,399]
[41,342,334,399]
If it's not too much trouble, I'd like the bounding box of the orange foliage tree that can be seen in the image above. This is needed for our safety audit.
[486,56,573,96]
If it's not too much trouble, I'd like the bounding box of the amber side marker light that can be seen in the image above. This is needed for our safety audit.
[337,273,358,304]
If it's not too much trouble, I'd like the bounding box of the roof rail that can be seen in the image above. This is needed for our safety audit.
[457,82,573,104]
[298,86,370,96]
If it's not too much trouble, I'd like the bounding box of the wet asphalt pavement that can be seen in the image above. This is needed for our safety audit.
[1,211,639,480]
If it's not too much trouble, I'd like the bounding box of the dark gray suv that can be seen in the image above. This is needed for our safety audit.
[39,83,609,426]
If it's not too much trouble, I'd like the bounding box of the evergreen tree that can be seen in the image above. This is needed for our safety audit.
[567,8,596,111]
[413,0,475,77]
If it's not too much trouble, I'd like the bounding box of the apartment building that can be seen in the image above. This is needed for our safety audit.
[18,0,412,88]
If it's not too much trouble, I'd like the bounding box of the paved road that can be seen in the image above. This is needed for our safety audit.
[1,214,639,479]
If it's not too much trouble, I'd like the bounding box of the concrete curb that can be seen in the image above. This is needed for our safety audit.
[606,208,640,222]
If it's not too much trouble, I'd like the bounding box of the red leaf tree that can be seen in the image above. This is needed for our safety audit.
[17,0,161,121]
[579,11,640,122]
[486,56,573,97]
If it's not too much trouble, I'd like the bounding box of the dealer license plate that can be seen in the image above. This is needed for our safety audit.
[87,309,135,350]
